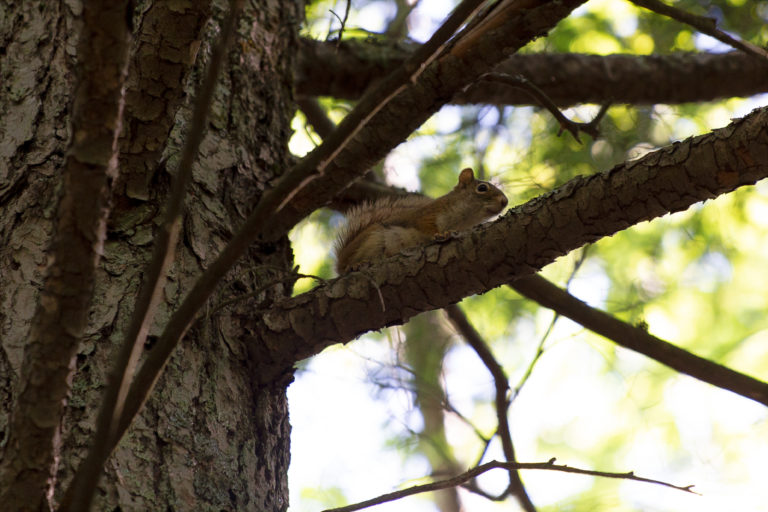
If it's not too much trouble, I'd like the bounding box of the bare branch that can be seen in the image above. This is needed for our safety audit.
[510,274,768,406]
[329,0,352,46]
[297,96,337,139]
[321,459,697,512]
[0,0,132,508]
[630,0,768,61]
[445,305,535,511]
[479,72,608,142]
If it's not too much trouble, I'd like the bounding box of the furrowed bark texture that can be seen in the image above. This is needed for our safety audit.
[297,39,768,106]
[116,1,212,207]
[0,0,131,508]
[65,1,298,508]
[0,0,74,496]
[252,106,768,383]
[2,0,300,510]
[0,2,77,385]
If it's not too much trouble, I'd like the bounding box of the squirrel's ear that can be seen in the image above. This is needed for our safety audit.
[458,168,474,186]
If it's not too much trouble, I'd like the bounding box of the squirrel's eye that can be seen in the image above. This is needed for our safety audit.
[476,183,488,192]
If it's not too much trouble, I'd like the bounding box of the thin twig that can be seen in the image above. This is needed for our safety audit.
[209,270,326,316]
[329,0,352,48]
[480,73,609,143]
[630,0,768,61]
[58,1,245,510]
[322,459,697,512]
[512,307,557,399]
[512,250,590,400]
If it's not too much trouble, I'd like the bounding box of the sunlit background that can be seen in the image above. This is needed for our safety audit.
[286,1,768,510]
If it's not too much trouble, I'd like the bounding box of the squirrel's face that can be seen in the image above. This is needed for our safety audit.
[474,181,508,215]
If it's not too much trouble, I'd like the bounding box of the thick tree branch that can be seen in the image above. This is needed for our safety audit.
[297,39,768,106]
[510,274,768,406]
[0,1,131,509]
[252,105,768,382]
[267,0,588,241]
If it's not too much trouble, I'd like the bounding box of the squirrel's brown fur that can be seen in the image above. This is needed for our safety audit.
[334,168,507,273]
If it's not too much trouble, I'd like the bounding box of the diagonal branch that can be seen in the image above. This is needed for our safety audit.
[267,0,588,239]
[253,105,768,381]
[510,274,768,406]
[0,0,132,509]
[629,0,768,61]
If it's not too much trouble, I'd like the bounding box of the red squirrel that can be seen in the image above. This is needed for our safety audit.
[334,168,508,273]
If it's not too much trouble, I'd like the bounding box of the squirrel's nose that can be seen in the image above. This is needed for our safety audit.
[500,196,508,208]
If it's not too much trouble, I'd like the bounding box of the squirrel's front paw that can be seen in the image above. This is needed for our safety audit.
[433,231,459,242]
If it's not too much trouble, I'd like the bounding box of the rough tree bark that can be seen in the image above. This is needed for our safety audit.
[1,0,301,510]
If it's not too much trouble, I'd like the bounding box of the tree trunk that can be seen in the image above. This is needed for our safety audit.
[0,0,302,510]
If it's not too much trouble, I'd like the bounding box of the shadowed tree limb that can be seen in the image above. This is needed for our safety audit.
[510,274,768,406]
[629,0,768,61]
[297,40,768,106]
